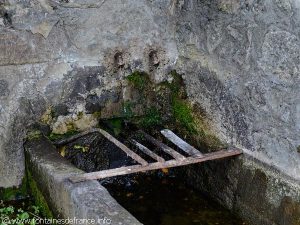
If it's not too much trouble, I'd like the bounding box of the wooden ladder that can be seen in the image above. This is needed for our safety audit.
[54,128,242,183]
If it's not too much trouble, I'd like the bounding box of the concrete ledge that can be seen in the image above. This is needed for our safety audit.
[24,135,142,225]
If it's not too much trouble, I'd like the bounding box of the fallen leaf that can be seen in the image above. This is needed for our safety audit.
[161,168,169,174]
[126,193,133,197]
[60,146,66,157]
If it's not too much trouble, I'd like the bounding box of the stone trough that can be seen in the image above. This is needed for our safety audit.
[24,128,300,225]
[24,135,142,225]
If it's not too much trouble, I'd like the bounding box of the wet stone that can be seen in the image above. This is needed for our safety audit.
[85,94,103,114]
[277,196,300,225]
[85,90,120,114]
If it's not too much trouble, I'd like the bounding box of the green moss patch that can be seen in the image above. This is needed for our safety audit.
[26,170,53,219]
[138,107,162,129]
[171,98,196,133]
[27,130,43,141]
[126,71,150,91]
[122,70,225,151]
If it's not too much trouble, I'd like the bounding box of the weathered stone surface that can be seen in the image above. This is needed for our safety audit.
[0,79,9,96]
[24,135,142,225]
[0,0,300,223]
[175,0,300,181]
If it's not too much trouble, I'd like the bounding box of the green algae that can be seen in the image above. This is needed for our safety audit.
[126,71,149,91]
[26,169,53,219]
[138,107,162,129]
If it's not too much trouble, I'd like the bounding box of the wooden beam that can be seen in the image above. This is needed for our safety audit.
[69,148,243,183]
[131,139,165,163]
[97,128,148,166]
[139,131,186,160]
[160,129,203,157]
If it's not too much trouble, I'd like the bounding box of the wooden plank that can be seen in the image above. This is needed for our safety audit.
[161,129,203,157]
[131,139,165,163]
[69,148,243,183]
[53,128,148,166]
[96,128,148,166]
[139,131,186,161]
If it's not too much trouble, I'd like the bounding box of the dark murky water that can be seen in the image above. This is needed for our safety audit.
[102,172,248,225]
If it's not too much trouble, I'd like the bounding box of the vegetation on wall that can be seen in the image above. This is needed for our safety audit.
[41,70,225,152]
[0,201,42,225]
[0,168,53,225]
[120,70,225,151]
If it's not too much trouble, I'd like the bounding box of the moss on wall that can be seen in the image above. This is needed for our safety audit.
[0,164,53,219]
[36,70,225,152]
[124,70,226,151]
[0,177,28,201]
[126,71,150,91]
[26,169,53,218]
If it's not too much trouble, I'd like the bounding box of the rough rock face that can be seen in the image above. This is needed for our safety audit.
[175,0,300,180]
[0,0,299,202]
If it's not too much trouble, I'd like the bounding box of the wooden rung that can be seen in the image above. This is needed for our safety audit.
[161,129,203,157]
[96,128,148,166]
[131,139,165,163]
[69,148,243,183]
[139,131,186,160]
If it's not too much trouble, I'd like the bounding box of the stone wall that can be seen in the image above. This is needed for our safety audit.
[0,0,299,215]
[175,0,300,181]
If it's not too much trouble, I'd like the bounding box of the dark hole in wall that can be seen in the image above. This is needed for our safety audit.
[114,52,125,69]
[0,5,12,26]
[149,50,160,71]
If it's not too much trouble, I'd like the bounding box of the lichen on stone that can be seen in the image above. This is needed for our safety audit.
[51,113,98,135]
[40,107,53,125]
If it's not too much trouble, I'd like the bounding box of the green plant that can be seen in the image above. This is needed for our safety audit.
[0,204,41,225]
[139,107,162,128]
[122,101,135,119]
[48,130,79,141]
[106,118,123,136]
[126,71,149,90]
[171,98,196,133]
[0,177,28,201]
